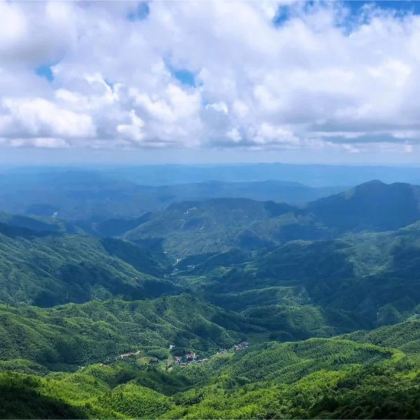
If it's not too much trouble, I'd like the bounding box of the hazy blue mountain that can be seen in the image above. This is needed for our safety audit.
[0,168,345,221]
[307,180,420,232]
[101,163,420,187]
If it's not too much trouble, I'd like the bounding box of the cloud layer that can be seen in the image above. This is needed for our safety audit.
[1,0,420,155]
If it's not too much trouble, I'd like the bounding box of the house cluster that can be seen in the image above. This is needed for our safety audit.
[217,341,249,355]
[173,351,209,367]
[233,341,249,351]
[185,351,197,361]
[172,341,250,367]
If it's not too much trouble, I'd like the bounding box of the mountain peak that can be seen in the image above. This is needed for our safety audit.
[308,180,420,231]
[358,179,386,187]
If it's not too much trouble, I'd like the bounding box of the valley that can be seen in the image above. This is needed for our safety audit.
[0,171,418,418]
[5,0,420,417]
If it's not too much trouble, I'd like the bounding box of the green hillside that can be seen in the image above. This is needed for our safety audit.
[0,180,419,418]
[125,181,420,258]
[175,224,420,339]
[0,229,177,306]
[0,295,249,370]
[0,322,418,419]
[345,319,420,358]
[124,198,325,257]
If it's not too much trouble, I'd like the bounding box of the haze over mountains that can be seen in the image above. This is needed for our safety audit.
[5,0,420,415]
[0,167,342,220]
[2,163,420,221]
[0,164,419,418]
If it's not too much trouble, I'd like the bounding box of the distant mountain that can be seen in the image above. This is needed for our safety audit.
[0,170,148,221]
[124,198,303,257]
[139,180,342,206]
[126,180,420,258]
[101,163,420,187]
[0,168,343,221]
[0,213,78,237]
[4,164,420,212]
[84,213,152,237]
[307,180,420,232]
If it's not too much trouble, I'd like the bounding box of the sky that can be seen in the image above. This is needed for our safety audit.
[2,0,420,165]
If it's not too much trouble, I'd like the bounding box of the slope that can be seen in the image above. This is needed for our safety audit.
[0,227,176,306]
[175,223,420,338]
[0,294,250,370]
[307,180,420,232]
[0,322,418,419]
[124,198,326,257]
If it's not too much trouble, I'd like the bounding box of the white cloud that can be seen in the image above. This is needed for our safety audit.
[2,0,420,155]
[8,137,68,148]
[117,109,145,143]
[254,123,299,146]
[0,98,96,140]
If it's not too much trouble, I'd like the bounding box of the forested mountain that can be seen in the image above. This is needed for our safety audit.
[0,224,175,306]
[125,198,301,257]
[307,180,420,232]
[0,168,341,220]
[0,179,419,418]
[0,295,251,370]
[172,223,420,340]
[124,180,420,258]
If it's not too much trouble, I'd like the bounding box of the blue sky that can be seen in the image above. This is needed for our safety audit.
[347,1,420,14]
[2,0,420,164]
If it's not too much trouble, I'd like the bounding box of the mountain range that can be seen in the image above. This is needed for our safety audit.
[0,176,419,418]
[0,168,343,221]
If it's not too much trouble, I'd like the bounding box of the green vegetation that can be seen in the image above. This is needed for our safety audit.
[0,323,418,419]
[0,180,419,418]
[125,180,420,258]
[124,198,330,257]
[0,228,177,306]
[0,295,250,370]
[175,224,420,340]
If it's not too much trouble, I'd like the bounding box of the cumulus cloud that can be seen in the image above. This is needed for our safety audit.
[1,0,420,154]
[0,98,95,140]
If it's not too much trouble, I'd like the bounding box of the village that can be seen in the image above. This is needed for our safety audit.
[107,341,250,370]
[171,341,249,367]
